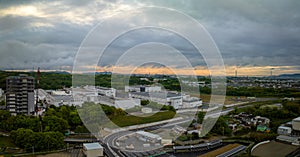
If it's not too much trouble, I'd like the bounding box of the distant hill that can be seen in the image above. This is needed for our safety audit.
[277,73,300,79]
[46,71,70,74]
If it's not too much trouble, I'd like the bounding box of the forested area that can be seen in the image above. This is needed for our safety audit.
[0,105,86,152]
[232,100,300,133]
[0,71,299,97]
[0,102,176,152]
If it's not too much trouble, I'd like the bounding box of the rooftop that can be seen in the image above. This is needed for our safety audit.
[7,74,34,79]
[293,117,300,121]
[136,131,161,139]
[83,143,103,150]
[131,92,181,98]
[278,126,292,130]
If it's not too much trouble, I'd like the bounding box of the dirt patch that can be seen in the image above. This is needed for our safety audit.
[252,141,298,157]
[36,152,71,157]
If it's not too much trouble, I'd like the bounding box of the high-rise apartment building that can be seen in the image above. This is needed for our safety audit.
[6,74,35,115]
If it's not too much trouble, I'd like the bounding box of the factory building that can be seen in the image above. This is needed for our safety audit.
[125,85,162,93]
[129,91,202,109]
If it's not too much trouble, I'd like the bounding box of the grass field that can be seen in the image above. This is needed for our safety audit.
[111,111,176,127]
[198,143,241,157]
[191,94,237,105]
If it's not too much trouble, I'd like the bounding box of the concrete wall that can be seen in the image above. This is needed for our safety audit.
[84,148,103,157]
[292,119,300,131]
[27,92,35,114]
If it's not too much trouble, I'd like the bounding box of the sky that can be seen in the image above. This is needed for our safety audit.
[0,0,299,76]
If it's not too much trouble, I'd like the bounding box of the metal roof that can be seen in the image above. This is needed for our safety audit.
[131,92,181,98]
[293,117,300,122]
[83,142,103,150]
[136,131,161,139]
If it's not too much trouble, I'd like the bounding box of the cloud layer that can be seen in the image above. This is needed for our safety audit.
[0,0,299,75]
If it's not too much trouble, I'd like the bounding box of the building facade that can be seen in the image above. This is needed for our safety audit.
[277,126,292,135]
[6,74,35,115]
[83,143,104,157]
[292,117,300,131]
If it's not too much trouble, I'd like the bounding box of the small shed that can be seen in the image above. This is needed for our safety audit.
[83,143,103,157]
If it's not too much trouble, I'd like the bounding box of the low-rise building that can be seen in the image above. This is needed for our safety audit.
[278,126,292,135]
[182,95,202,108]
[251,116,270,126]
[129,91,182,109]
[292,117,300,131]
[136,131,162,144]
[276,135,300,145]
[129,91,201,109]
[125,85,162,93]
[256,125,270,133]
[97,87,116,97]
[83,143,104,157]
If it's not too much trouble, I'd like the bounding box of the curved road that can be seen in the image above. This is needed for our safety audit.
[102,99,280,156]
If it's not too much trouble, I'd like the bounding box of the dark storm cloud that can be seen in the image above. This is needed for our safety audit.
[135,0,300,67]
[0,0,299,74]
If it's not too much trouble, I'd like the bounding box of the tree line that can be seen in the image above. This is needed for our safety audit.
[0,105,89,152]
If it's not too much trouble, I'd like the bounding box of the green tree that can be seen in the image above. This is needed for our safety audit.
[211,116,232,136]
[43,116,69,133]
[141,100,150,106]
[10,128,65,152]
[197,112,205,123]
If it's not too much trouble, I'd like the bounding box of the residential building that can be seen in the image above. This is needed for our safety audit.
[256,125,270,133]
[6,74,35,115]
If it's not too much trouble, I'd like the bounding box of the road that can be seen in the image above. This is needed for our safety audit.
[101,98,280,156]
